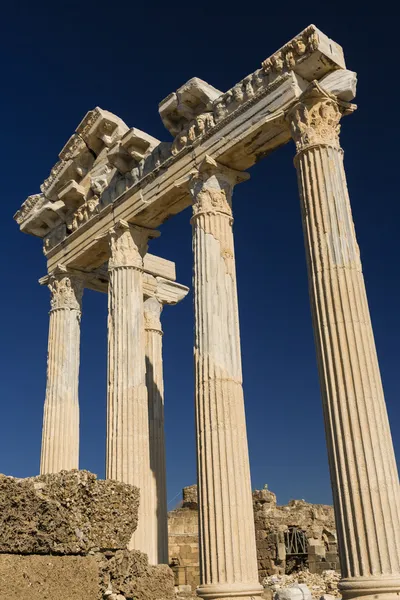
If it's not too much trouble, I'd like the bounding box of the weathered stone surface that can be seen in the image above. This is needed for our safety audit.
[182,484,198,509]
[0,554,99,600]
[169,486,339,588]
[0,470,139,554]
[263,571,341,599]
[0,552,175,600]
[98,549,175,600]
[274,585,312,600]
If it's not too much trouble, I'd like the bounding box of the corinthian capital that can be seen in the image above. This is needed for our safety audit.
[287,81,355,153]
[108,220,159,269]
[189,156,249,221]
[48,266,83,311]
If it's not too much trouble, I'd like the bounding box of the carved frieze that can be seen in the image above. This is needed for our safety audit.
[14,194,44,225]
[59,133,87,161]
[261,25,319,75]
[66,196,100,233]
[43,223,67,256]
[14,24,348,256]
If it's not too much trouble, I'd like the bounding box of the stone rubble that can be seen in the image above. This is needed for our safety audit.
[263,570,341,599]
[0,470,139,555]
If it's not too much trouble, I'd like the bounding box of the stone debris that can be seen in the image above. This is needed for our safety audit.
[0,470,139,555]
[274,583,312,600]
[263,570,341,599]
[98,548,174,600]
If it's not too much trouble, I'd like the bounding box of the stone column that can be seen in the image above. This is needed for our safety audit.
[106,220,156,559]
[40,267,83,474]
[288,83,400,600]
[144,296,168,565]
[189,156,262,600]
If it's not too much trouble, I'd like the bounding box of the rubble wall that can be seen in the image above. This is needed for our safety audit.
[168,485,340,588]
[0,470,175,600]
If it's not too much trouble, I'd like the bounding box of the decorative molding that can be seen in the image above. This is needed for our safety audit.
[261,25,319,75]
[47,266,83,311]
[287,82,356,153]
[108,221,159,270]
[14,194,44,225]
[15,25,347,254]
[189,156,249,221]
[144,297,163,333]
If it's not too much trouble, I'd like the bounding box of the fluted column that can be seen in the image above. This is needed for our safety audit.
[190,156,262,600]
[106,220,156,558]
[144,296,168,564]
[40,266,83,474]
[288,83,400,600]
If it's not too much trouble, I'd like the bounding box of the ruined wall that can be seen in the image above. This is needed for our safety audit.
[168,485,200,589]
[253,488,339,579]
[0,470,175,600]
[168,485,339,589]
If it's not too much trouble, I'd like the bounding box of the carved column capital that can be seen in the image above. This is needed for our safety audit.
[287,83,346,153]
[108,220,159,269]
[47,265,83,311]
[189,155,249,221]
[144,296,163,334]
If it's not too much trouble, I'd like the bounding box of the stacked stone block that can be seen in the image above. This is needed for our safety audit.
[0,470,175,600]
[169,486,340,588]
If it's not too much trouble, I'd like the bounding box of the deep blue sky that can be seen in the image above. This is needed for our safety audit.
[1,4,399,509]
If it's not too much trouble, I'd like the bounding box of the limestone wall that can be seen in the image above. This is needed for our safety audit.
[168,485,339,588]
[0,470,175,600]
[168,487,200,589]
[253,488,339,578]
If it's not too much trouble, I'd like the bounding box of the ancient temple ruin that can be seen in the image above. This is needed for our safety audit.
[168,485,339,589]
[14,24,400,600]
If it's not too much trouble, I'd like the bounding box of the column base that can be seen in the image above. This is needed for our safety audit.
[339,575,400,600]
[196,582,263,600]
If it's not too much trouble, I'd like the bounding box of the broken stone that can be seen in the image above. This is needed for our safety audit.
[0,470,139,555]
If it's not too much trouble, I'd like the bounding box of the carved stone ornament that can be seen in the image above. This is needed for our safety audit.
[190,184,233,221]
[108,221,150,269]
[189,156,249,221]
[144,297,163,333]
[48,269,83,311]
[288,85,342,152]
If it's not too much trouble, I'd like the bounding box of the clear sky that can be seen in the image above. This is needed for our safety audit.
[1,3,399,509]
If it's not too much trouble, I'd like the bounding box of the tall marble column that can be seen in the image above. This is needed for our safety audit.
[40,266,83,474]
[144,296,168,564]
[288,83,400,600]
[106,220,156,559]
[189,156,262,600]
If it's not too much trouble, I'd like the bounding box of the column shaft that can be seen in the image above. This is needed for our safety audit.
[106,221,153,558]
[289,86,400,600]
[145,297,168,564]
[40,270,82,474]
[190,157,262,600]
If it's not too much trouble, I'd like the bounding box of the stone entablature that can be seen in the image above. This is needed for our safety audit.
[14,25,353,271]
